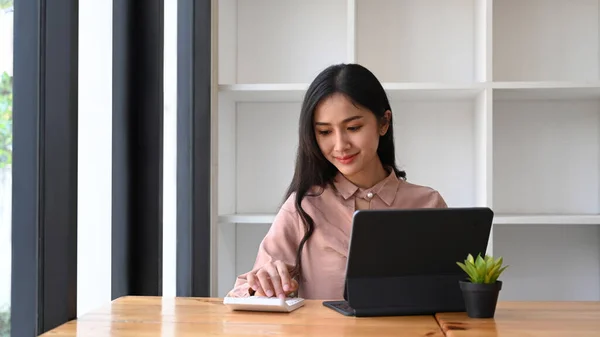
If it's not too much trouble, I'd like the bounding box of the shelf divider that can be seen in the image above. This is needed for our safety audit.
[494,214,600,225]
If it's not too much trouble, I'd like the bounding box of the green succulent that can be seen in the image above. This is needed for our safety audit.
[457,253,508,284]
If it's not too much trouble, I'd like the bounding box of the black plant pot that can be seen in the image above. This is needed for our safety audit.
[459,280,502,318]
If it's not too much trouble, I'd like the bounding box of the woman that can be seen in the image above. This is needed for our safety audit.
[227,63,447,300]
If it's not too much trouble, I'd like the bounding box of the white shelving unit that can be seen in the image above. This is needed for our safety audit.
[212,0,600,301]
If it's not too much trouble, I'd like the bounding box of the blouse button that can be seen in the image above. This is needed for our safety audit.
[366,192,373,199]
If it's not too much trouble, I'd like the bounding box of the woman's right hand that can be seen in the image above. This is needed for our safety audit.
[247,260,299,299]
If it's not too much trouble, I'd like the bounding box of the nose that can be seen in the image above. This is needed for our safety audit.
[333,129,350,152]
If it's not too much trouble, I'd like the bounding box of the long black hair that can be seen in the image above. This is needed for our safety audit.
[285,63,406,280]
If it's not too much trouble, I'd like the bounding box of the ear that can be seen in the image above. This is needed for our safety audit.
[379,110,391,136]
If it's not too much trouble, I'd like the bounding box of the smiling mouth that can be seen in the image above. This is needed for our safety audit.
[335,153,358,164]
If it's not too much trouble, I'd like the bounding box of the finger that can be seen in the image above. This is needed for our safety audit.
[275,261,292,292]
[247,273,258,291]
[264,264,285,299]
[289,278,299,292]
[256,269,274,297]
[248,272,266,295]
[254,287,266,297]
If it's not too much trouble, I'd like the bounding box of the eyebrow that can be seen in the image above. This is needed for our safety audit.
[315,115,363,126]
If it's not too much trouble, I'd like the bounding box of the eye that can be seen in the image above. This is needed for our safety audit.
[317,130,331,135]
[348,125,362,132]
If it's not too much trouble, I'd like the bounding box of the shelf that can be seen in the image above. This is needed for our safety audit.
[383,83,484,100]
[219,83,485,102]
[220,82,600,101]
[494,214,600,225]
[235,102,300,213]
[493,225,600,301]
[355,0,478,83]
[392,98,479,207]
[493,98,600,215]
[218,214,600,226]
[493,82,600,100]
[218,214,275,224]
[220,0,348,84]
[493,82,600,89]
[215,0,600,301]
[493,0,599,81]
[219,84,308,102]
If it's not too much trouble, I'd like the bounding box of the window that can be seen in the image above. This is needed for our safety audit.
[0,1,13,336]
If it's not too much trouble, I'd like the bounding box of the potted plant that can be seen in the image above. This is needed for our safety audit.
[456,253,508,318]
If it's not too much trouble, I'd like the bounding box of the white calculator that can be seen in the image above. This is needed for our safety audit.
[223,296,306,313]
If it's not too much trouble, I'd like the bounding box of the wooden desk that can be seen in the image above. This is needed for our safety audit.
[41,296,444,337]
[436,301,600,337]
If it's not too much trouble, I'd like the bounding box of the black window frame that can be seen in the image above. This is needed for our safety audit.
[111,0,165,299]
[11,0,79,335]
[176,0,212,297]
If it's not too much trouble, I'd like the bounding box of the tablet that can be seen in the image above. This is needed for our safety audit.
[323,207,494,317]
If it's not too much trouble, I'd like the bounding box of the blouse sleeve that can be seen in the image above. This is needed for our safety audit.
[226,195,303,297]
[434,191,448,208]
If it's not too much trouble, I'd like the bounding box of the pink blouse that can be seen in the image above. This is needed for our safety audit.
[227,170,448,300]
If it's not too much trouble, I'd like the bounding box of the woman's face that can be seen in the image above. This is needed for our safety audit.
[313,93,390,185]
